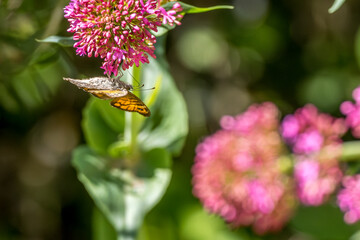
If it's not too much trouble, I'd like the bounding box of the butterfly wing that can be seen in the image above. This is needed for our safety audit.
[111,92,151,117]
[64,77,128,99]
[64,77,150,117]
[85,89,128,99]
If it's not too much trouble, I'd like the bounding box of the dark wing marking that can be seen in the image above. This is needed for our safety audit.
[110,92,151,117]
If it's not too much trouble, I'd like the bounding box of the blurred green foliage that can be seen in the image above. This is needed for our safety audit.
[2,0,360,239]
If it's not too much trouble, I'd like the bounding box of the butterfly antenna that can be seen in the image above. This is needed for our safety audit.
[122,70,152,90]
[113,71,124,81]
[118,71,124,79]
[127,71,143,88]
[132,86,155,91]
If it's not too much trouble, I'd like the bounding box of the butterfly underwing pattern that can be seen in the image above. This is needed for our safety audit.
[63,77,151,117]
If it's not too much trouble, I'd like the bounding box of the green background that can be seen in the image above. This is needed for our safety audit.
[1,0,360,239]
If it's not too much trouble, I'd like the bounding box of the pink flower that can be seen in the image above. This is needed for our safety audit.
[281,104,347,154]
[192,103,295,234]
[337,175,360,224]
[64,0,183,76]
[294,130,324,154]
[281,105,346,206]
[295,157,342,206]
[340,86,360,138]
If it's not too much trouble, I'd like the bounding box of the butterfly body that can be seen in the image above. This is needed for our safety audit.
[64,77,151,117]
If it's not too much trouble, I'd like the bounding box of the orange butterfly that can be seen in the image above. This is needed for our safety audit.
[64,77,151,117]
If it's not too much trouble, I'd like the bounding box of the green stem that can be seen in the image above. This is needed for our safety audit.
[117,67,144,240]
[123,65,143,166]
[278,141,360,174]
[341,141,360,162]
[117,233,136,240]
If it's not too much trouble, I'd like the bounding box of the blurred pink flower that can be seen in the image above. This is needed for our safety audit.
[281,104,347,154]
[192,103,296,234]
[295,157,342,206]
[281,104,346,206]
[64,0,182,76]
[340,86,360,138]
[337,175,360,224]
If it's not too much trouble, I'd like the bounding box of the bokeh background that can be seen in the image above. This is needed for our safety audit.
[1,0,360,239]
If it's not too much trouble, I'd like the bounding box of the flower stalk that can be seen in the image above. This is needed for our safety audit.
[123,65,143,168]
[340,141,360,162]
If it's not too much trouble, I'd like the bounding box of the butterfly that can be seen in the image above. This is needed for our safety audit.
[63,77,151,117]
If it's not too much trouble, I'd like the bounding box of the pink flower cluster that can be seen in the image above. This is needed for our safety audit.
[64,0,182,76]
[281,104,347,155]
[337,175,360,224]
[340,86,360,138]
[336,86,360,224]
[192,87,360,234]
[192,103,295,234]
[294,157,343,205]
[281,105,347,206]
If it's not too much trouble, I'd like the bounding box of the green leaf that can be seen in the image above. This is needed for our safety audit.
[72,146,172,239]
[12,68,45,109]
[350,230,360,240]
[36,36,75,47]
[291,204,360,240]
[328,0,346,13]
[162,1,234,14]
[179,205,249,240]
[138,57,188,155]
[82,98,125,155]
[92,207,117,240]
[152,24,176,38]
[155,2,233,36]
[136,148,172,177]
[0,83,20,112]
[0,53,67,113]
[29,47,59,66]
